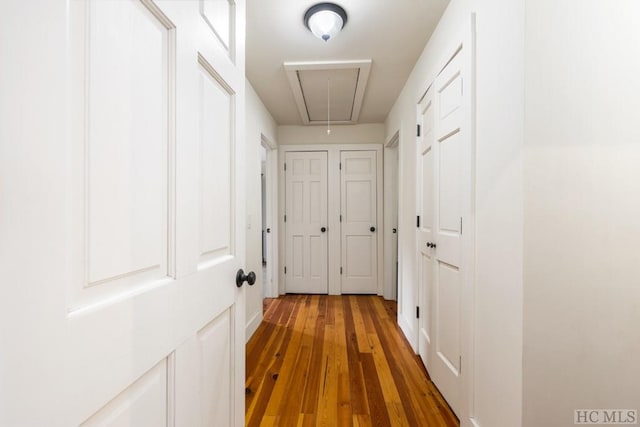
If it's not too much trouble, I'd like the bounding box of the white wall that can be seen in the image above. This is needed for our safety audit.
[472,0,524,425]
[384,0,524,425]
[245,81,277,341]
[523,1,640,426]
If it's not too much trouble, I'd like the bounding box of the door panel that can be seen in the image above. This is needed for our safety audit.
[0,1,246,425]
[436,262,461,375]
[416,47,466,417]
[285,151,328,293]
[431,48,464,415]
[340,151,378,294]
[80,358,169,427]
[198,309,232,427]
[199,56,234,264]
[418,87,435,369]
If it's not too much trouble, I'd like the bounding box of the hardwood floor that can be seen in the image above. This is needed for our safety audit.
[245,295,459,426]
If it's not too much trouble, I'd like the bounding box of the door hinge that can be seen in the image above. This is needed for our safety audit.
[284,266,287,274]
[284,163,287,171]
[284,214,287,223]
[340,214,342,222]
[340,266,343,275]
[417,215,420,228]
[459,356,462,374]
[339,162,342,170]
[417,124,421,137]
[460,217,463,235]
[416,306,420,319]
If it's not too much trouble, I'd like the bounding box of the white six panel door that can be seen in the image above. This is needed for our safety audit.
[0,1,247,426]
[340,150,378,294]
[416,46,467,417]
[285,151,329,293]
[417,86,435,370]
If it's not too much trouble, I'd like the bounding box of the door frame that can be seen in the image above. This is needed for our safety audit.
[384,131,400,301]
[278,144,383,296]
[261,134,279,298]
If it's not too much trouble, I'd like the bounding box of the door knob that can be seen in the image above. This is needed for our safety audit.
[321,227,327,233]
[392,228,397,234]
[236,269,256,288]
[427,242,437,248]
[370,226,376,232]
[266,228,271,233]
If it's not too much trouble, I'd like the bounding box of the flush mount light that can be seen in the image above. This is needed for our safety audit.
[304,2,348,42]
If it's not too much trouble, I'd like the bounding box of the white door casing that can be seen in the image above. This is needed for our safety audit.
[284,151,329,294]
[416,45,469,418]
[340,150,378,294]
[261,137,279,299]
[383,134,400,301]
[1,1,247,426]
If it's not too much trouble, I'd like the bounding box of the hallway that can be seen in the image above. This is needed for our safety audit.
[245,295,458,426]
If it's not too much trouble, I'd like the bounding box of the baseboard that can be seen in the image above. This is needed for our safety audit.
[245,310,263,343]
[397,311,417,353]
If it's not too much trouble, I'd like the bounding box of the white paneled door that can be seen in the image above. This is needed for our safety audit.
[416,47,468,417]
[1,1,247,426]
[340,151,378,294]
[417,86,435,371]
[285,151,329,293]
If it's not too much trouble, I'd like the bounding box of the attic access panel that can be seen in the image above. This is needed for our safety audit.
[284,60,372,125]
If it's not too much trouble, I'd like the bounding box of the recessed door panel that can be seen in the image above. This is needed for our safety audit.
[199,57,234,264]
[80,358,169,427]
[200,0,235,59]
[439,131,462,235]
[198,310,232,427]
[436,261,461,375]
[85,0,170,297]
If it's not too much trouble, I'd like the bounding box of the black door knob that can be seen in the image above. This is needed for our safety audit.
[321,227,327,233]
[392,228,397,234]
[266,228,271,233]
[236,269,256,288]
[370,226,376,232]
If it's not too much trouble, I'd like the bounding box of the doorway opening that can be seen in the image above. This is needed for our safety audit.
[261,135,278,299]
[384,131,400,300]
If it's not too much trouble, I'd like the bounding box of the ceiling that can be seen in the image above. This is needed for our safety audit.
[246,0,451,126]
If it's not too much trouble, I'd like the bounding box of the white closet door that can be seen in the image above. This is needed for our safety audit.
[285,151,328,293]
[417,86,435,370]
[430,48,466,416]
[340,150,378,294]
[0,1,247,426]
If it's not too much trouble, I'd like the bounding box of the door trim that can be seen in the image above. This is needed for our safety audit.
[261,134,279,298]
[384,131,400,301]
[278,144,383,296]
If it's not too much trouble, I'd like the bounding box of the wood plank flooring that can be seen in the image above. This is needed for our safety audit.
[245,295,459,427]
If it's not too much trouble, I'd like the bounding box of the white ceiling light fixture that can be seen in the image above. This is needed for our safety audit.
[304,3,348,42]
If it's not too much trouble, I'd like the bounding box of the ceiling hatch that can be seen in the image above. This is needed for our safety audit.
[284,60,372,125]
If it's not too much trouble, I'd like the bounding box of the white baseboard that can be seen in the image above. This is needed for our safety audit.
[245,310,263,343]
[397,311,417,353]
